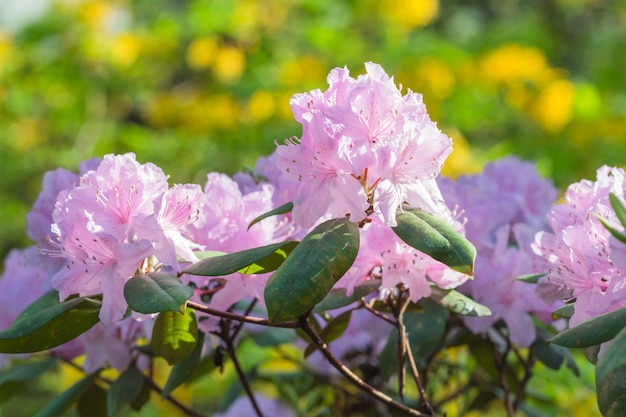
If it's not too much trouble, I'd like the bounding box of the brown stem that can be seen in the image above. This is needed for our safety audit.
[186,300,298,328]
[224,334,265,417]
[404,335,435,415]
[490,339,515,417]
[299,317,429,417]
[359,298,397,325]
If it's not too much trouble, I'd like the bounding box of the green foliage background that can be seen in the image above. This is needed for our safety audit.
[0,0,624,415]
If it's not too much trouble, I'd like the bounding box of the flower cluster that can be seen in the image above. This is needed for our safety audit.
[532,166,626,327]
[439,156,560,346]
[275,62,453,228]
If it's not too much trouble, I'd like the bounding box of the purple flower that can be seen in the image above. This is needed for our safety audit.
[439,157,559,346]
[276,62,452,228]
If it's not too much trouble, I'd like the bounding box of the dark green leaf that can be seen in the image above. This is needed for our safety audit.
[392,208,476,275]
[34,371,99,417]
[182,241,299,276]
[610,193,626,230]
[0,291,101,353]
[78,381,107,417]
[596,326,626,417]
[552,303,574,319]
[549,307,626,348]
[249,327,296,347]
[430,287,491,316]
[516,273,545,284]
[264,217,359,323]
[151,309,198,365]
[162,331,205,397]
[304,310,352,358]
[597,216,626,245]
[248,201,293,230]
[0,358,58,385]
[129,379,151,412]
[312,280,381,313]
[107,366,145,416]
[124,272,193,314]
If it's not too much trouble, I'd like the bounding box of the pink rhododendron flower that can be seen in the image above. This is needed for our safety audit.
[183,172,285,332]
[532,166,626,326]
[276,62,452,228]
[48,153,203,323]
[338,217,470,302]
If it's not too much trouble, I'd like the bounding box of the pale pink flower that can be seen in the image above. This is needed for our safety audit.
[276,62,452,228]
[532,166,626,326]
[337,218,470,302]
[48,153,192,323]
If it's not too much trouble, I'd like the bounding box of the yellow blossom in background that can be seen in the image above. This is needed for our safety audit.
[379,0,439,31]
[8,118,43,151]
[275,90,298,120]
[279,56,326,87]
[245,90,276,123]
[0,32,11,69]
[440,129,482,178]
[213,45,246,83]
[480,44,553,85]
[414,58,456,99]
[531,78,575,132]
[76,0,113,31]
[186,37,218,71]
[505,81,534,110]
[110,32,141,68]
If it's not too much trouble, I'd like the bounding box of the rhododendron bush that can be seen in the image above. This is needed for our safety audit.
[1,63,624,417]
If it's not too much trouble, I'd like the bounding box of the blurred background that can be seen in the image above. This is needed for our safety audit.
[0,0,624,415]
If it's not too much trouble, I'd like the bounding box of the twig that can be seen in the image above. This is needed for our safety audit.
[223,331,265,417]
[187,300,298,328]
[513,350,535,411]
[359,298,397,325]
[405,335,435,415]
[143,375,206,417]
[299,317,429,417]
[489,338,515,417]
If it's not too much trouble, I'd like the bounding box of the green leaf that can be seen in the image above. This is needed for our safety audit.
[516,273,545,284]
[264,217,359,323]
[610,193,626,229]
[107,366,145,416]
[182,241,299,276]
[34,371,99,417]
[151,309,198,365]
[312,280,381,313]
[248,201,293,230]
[124,272,193,314]
[162,331,205,397]
[549,307,626,348]
[430,287,491,317]
[597,215,626,245]
[392,208,476,275]
[304,310,352,358]
[596,326,626,417]
[78,381,107,417]
[0,291,101,353]
[552,303,575,319]
[0,358,58,385]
